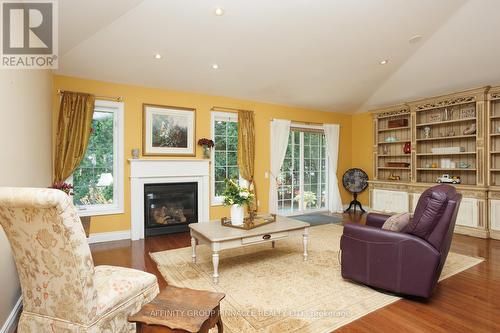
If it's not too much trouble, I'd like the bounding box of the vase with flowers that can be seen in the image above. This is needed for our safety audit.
[222,179,254,226]
[197,138,215,159]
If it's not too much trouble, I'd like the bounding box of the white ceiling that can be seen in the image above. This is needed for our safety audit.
[56,0,500,113]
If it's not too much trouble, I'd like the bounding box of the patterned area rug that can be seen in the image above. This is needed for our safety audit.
[150,224,483,333]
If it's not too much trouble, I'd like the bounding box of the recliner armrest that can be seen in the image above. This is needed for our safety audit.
[366,212,391,228]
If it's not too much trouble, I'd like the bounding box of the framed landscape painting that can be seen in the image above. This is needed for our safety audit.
[143,104,196,156]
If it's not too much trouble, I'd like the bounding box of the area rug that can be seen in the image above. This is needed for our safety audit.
[150,224,483,333]
[290,212,342,226]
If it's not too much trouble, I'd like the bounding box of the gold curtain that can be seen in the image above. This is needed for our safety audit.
[53,91,95,183]
[237,110,257,211]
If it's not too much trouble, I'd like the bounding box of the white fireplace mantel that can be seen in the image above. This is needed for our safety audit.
[129,159,210,240]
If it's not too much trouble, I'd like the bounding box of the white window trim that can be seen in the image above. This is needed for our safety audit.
[211,111,238,206]
[74,99,125,217]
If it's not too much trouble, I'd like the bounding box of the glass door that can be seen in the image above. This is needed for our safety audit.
[277,129,328,215]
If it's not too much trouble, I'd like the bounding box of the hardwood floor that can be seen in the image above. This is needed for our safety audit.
[90,213,500,332]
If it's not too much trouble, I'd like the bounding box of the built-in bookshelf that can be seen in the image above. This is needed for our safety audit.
[373,105,411,182]
[370,86,492,239]
[489,89,500,186]
[412,100,479,186]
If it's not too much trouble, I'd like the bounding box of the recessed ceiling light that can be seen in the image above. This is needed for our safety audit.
[379,60,388,65]
[214,7,224,16]
[211,64,219,69]
[409,35,423,44]
[154,53,162,59]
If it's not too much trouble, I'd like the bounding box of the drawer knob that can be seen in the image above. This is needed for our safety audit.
[262,234,271,240]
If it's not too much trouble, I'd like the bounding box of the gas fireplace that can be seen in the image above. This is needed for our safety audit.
[144,182,198,236]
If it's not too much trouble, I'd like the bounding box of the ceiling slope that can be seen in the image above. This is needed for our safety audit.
[57,0,470,113]
[361,0,500,111]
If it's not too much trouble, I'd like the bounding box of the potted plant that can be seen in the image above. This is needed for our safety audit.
[50,181,74,196]
[222,178,254,225]
[197,138,215,159]
[49,182,90,237]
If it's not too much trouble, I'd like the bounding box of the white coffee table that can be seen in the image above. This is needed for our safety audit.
[189,216,310,283]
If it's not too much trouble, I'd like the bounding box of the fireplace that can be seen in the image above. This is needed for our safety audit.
[144,182,198,236]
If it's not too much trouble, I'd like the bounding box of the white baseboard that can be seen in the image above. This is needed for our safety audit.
[88,230,131,244]
[0,297,22,333]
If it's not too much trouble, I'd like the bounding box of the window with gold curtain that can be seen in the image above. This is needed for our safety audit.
[53,91,95,183]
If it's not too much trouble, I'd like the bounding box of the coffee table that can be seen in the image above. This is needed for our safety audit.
[189,216,310,283]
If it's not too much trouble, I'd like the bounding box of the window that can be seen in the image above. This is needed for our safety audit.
[211,112,238,204]
[71,100,124,216]
[278,128,328,215]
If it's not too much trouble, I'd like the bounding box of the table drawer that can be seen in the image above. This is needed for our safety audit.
[241,231,289,245]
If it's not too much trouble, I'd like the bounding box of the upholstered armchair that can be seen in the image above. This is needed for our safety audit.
[0,188,159,332]
[340,184,462,298]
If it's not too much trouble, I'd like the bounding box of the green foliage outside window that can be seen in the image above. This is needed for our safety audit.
[214,119,239,197]
[73,112,114,206]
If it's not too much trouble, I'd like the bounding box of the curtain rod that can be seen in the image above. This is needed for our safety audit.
[57,89,123,102]
[211,106,253,113]
[271,118,324,126]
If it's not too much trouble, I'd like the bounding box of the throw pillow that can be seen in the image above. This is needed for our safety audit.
[382,212,412,232]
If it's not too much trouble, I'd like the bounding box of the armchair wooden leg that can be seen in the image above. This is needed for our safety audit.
[216,315,224,333]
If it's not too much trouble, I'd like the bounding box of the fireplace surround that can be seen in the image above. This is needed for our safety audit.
[129,159,209,240]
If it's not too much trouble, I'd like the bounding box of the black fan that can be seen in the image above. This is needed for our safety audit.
[342,168,369,213]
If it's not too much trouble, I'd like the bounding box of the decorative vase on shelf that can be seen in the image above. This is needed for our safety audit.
[230,204,245,226]
[403,142,411,154]
[202,145,211,159]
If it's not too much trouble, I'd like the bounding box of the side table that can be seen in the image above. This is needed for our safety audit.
[128,286,225,333]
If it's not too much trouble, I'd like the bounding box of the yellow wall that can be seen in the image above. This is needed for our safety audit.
[350,112,373,206]
[53,75,354,234]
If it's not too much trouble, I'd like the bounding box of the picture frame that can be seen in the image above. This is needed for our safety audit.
[428,113,442,123]
[142,104,196,156]
[459,105,476,119]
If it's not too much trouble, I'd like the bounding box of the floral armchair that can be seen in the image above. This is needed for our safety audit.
[0,188,159,332]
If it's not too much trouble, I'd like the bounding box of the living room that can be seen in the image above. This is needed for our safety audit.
[1,1,499,332]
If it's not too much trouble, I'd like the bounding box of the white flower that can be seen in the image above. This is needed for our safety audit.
[239,191,249,198]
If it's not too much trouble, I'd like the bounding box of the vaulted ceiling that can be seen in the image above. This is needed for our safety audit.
[56,0,500,113]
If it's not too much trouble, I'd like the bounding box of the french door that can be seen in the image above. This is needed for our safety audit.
[277,129,328,215]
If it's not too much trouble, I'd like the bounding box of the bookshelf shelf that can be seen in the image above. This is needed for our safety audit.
[416,135,476,142]
[416,117,476,127]
[416,152,476,156]
[378,126,410,132]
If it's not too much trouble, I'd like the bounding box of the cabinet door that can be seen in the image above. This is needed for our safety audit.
[490,200,500,231]
[456,198,478,228]
[411,193,421,213]
[372,189,408,213]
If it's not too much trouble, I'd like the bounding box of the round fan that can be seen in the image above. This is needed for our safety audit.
[342,168,369,213]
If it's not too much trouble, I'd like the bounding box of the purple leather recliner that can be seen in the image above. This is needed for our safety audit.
[340,184,462,298]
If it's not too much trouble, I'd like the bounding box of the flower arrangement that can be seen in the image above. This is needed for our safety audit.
[294,191,317,208]
[222,179,254,206]
[50,182,74,196]
[197,138,215,148]
[197,138,215,158]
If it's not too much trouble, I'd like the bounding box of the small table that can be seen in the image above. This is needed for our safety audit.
[189,216,310,284]
[128,286,225,333]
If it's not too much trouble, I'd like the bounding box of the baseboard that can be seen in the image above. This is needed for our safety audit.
[0,297,22,333]
[88,230,131,244]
